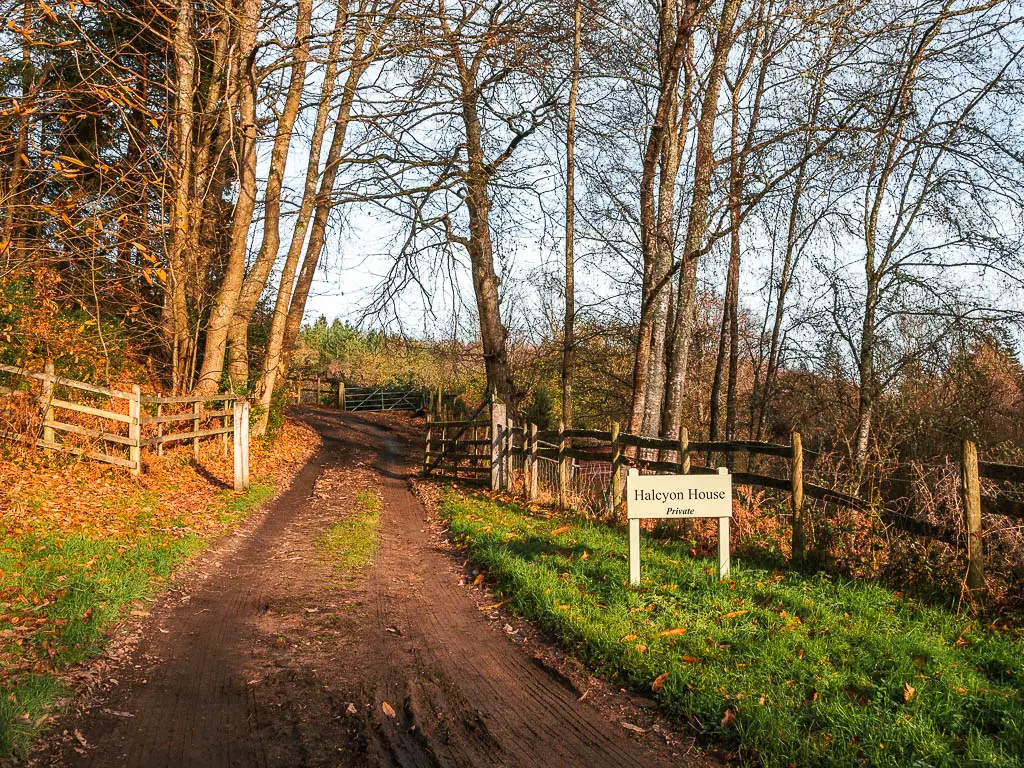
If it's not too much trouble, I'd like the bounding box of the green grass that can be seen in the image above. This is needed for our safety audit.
[316,489,382,571]
[0,482,274,757]
[441,490,1024,768]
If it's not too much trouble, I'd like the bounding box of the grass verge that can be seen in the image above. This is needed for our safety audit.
[441,489,1023,768]
[317,489,382,571]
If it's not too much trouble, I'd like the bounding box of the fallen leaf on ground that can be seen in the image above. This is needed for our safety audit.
[381,701,396,718]
[721,709,737,729]
[658,627,686,637]
[903,683,916,702]
[621,722,645,734]
[652,672,669,692]
[551,526,571,535]
[346,703,358,715]
[720,610,749,620]
[479,600,509,611]
[680,655,701,664]
[620,634,638,642]
[473,573,485,586]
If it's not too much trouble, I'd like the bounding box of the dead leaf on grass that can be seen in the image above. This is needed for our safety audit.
[719,610,748,621]
[551,526,571,535]
[651,672,669,692]
[658,627,686,637]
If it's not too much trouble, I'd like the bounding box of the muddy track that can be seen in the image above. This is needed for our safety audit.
[32,409,699,767]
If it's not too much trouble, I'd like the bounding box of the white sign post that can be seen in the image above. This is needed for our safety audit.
[626,467,732,585]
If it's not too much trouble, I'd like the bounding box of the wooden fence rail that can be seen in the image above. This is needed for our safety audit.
[0,364,249,489]
[424,403,1024,596]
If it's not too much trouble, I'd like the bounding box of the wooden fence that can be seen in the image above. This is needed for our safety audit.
[0,363,250,490]
[424,401,1024,594]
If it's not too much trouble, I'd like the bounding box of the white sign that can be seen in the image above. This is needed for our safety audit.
[626,468,733,585]
[627,472,732,519]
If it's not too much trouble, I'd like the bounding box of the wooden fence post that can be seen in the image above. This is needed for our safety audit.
[610,421,621,517]
[241,400,250,489]
[557,419,568,509]
[424,414,432,475]
[40,360,56,448]
[528,423,538,500]
[156,402,164,457]
[222,398,229,456]
[791,430,805,565]
[192,400,201,461]
[680,426,690,474]
[129,385,141,476]
[490,398,506,492]
[962,439,985,593]
[338,381,345,409]
[440,422,448,477]
[233,400,245,491]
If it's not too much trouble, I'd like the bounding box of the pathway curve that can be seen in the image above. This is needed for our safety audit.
[32,409,699,768]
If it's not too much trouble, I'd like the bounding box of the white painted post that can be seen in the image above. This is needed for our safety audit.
[627,468,640,585]
[233,400,244,491]
[129,385,142,476]
[241,400,250,489]
[629,518,641,586]
[717,466,730,579]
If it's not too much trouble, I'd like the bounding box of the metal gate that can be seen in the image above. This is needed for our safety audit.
[344,386,422,412]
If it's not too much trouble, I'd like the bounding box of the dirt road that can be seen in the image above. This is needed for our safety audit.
[33,410,699,767]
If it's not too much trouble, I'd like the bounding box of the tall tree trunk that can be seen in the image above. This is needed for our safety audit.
[561,0,582,430]
[462,95,516,408]
[194,0,263,394]
[167,0,199,392]
[253,4,351,433]
[855,274,878,469]
[629,0,691,433]
[662,0,740,439]
[226,0,314,388]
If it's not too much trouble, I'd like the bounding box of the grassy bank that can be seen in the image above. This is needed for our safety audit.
[0,420,315,756]
[441,490,1024,767]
